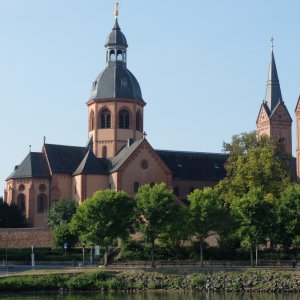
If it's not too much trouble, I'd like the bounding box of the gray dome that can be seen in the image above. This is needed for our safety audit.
[105,18,128,48]
[90,63,143,101]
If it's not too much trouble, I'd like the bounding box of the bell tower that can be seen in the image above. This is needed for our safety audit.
[86,2,146,158]
[256,40,292,155]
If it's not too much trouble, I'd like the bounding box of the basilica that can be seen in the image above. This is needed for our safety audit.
[4,7,299,227]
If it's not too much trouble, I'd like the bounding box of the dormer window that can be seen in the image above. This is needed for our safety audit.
[214,162,219,169]
[92,81,97,90]
[121,78,128,87]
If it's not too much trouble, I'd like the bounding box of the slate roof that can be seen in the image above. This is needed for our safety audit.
[105,18,128,48]
[109,139,144,173]
[73,149,109,176]
[156,150,228,181]
[90,65,143,101]
[44,144,86,174]
[7,152,50,180]
[265,49,283,113]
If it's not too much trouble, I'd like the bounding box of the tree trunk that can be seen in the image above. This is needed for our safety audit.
[200,241,204,268]
[104,245,108,266]
[255,244,258,266]
[250,245,254,267]
[151,237,155,268]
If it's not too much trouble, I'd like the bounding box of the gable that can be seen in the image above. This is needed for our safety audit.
[256,104,270,124]
[270,102,292,123]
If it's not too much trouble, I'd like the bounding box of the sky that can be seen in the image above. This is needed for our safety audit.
[1,0,300,196]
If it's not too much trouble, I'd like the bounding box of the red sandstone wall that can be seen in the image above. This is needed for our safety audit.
[0,228,53,248]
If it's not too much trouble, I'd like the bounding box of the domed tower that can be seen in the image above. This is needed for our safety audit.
[87,6,146,158]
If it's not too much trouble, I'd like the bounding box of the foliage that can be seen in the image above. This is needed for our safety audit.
[231,187,275,265]
[276,184,300,248]
[135,183,182,266]
[0,201,26,228]
[218,132,291,203]
[46,198,78,229]
[187,187,226,265]
[70,190,135,264]
[52,221,78,249]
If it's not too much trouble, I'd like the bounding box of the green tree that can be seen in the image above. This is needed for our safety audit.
[70,190,135,266]
[0,202,26,228]
[52,222,78,249]
[218,132,291,203]
[276,184,300,249]
[231,188,275,267]
[136,183,182,267]
[46,198,78,249]
[46,198,78,229]
[187,187,226,267]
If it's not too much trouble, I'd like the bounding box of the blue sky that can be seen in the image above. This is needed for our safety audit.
[1,0,300,195]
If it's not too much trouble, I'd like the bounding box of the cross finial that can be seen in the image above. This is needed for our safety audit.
[114,0,119,18]
[29,145,31,153]
[143,132,147,139]
[271,37,274,50]
[43,136,46,144]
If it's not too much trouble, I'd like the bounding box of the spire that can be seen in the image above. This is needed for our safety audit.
[264,39,283,112]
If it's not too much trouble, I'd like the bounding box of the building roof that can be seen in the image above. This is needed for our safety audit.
[105,18,128,48]
[109,139,144,173]
[90,64,143,101]
[44,144,86,174]
[7,152,51,180]
[156,150,228,181]
[265,49,283,113]
[73,149,108,176]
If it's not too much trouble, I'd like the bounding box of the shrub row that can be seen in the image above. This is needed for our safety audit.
[1,270,300,292]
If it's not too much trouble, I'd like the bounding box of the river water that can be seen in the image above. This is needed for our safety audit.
[1,292,300,300]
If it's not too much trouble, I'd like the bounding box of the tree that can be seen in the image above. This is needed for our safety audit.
[218,132,291,203]
[46,198,78,229]
[231,188,275,267]
[187,187,226,267]
[0,202,26,228]
[136,183,182,267]
[70,190,136,266]
[52,222,78,249]
[276,184,300,249]
[46,198,78,249]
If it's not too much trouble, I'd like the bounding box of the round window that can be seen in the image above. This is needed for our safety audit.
[39,184,47,192]
[141,160,149,170]
[18,184,25,192]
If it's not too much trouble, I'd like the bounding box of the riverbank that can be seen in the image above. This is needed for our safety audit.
[0,269,300,293]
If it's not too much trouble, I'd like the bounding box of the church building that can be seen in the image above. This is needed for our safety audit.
[4,7,227,227]
[4,3,300,228]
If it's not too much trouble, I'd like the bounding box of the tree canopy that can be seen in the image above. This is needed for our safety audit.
[46,198,78,229]
[70,190,136,265]
[0,202,26,228]
[218,131,291,203]
[136,183,181,267]
[187,187,226,266]
[231,187,275,266]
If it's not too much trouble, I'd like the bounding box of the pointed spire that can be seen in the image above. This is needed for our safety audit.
[264,38,283,112]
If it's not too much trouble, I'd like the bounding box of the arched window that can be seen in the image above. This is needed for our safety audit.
[37,194,47,213]
[134,182,139,193]
[17,194,26,214]
[117,50,123,61]
[99,108,111,129]
[89,110,95,131]
[102,146,107,158]
[119,109,130,129]
[136,111,142,131]
[110,50,116,61]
